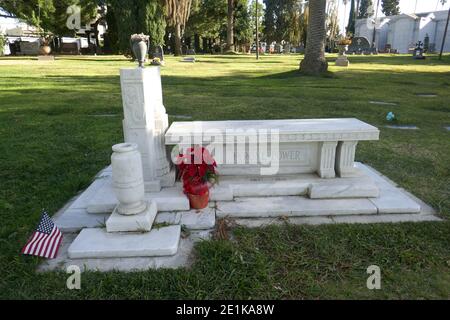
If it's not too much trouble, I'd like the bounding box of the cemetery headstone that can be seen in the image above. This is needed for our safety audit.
[413,41,425,59]
[385,125,419,130]
[182,57,195,63]
[150,45,164,61]
[347,37,373,55]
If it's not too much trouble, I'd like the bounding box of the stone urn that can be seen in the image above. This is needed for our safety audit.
[130,33,149,68]
[336,44,350,67]
[39,45,51,55]
[111,143,147,215]
[39,38,52,56]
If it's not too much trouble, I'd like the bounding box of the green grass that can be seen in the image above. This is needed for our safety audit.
[0,53,449,299]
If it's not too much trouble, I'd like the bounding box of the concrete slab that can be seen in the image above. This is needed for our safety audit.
[209,168,379,199]
[216,196,378,218]
[180,208,216,230]
[385,125,419,130]
[67,176,110,210]
[369,100,398,106]
[39,233,193,272]
[155,212,181,225]
[68,225,180,259]
[86,177,189,213]
[106,201,157,232]
[54,209,108,232]
[309,178,379,199]
[369,189,421,214]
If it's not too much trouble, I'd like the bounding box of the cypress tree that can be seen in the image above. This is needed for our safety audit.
[346,0,356,36]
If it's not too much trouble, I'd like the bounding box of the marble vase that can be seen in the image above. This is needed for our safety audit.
[335,44,350,67]
[111,143,147,215]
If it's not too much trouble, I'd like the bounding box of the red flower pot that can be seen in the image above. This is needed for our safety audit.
[187,190,209,209]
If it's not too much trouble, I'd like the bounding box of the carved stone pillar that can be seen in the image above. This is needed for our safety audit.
[335,141,358,177]
[120,67,175,192]
[317,141,337,178]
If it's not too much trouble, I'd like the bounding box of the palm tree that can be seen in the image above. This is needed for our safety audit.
[165,0,193,56]
[225,0,235,52]
[299,0,328,75]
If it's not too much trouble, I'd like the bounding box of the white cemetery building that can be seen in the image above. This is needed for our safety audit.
[355,10,450,53]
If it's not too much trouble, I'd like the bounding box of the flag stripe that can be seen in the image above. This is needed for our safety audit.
[48,231,62,259]
[29,232,45,255]
[37,226,57,257]
[21,231,39,254]
[44,228,59,258]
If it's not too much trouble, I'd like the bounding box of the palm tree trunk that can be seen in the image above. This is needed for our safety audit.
[225,0,234,52]
[174,22,182,56]
[299,0,328,75]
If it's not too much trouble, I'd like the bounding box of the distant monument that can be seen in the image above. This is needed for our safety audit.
[347,37,376,54]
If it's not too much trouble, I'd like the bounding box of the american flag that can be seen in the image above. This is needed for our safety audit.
[21,212,63,259]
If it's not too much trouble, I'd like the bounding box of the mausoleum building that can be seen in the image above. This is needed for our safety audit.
[355,10,450,54]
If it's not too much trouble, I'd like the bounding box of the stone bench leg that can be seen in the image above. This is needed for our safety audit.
[335,141,358,177]
[318,141,337,178]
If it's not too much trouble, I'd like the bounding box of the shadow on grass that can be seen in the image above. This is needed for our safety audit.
[347,54,450,66]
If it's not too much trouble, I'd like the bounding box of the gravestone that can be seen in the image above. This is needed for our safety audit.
[150,45,164,61]
[347,37,373,55]
[19,41,39,55]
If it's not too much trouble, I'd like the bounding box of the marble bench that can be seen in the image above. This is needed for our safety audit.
[165,118,379,179]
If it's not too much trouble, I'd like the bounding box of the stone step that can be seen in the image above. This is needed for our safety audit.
[68,225,180,259]
[209,168,379,200]
[86,177,189,213]
[231,212,440,228]
[155,207,216,230]
[216,196,379,218]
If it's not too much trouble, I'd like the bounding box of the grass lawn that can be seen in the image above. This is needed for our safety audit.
[0,53,449,299]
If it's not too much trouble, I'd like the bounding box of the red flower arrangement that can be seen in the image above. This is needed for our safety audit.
[176,146,218,209]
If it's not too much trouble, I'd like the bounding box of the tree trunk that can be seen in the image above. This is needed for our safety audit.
[194,34,200,53]
[225,0,234,52]
[300,0,328,75]
[174,22,182,56]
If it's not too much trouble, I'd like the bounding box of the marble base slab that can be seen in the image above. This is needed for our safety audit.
[209,166,379,200]
[86,177,189,214]
[180,208,216,230]
[106,201,157,232]
[67,225,180,259]
[39,232,194,272]
[216,197,378,218]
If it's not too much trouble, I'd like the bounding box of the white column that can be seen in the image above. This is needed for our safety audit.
[120,67,175,192]
[317,141,337,178]
[335,141,358,177]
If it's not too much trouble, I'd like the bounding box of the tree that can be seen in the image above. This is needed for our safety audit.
[233,0,253,51]
[186,0,227,53]
[299,3,309,46]
[326,0,339,50]
[165,0,195,56]
[299,0,328,75]
[108,0,166,54]
[0,0,97,36]
[263,0,303,45]
[358,0,373,18]
[346,0,356,36]
[225,0,234,52]
[381,0,400,16]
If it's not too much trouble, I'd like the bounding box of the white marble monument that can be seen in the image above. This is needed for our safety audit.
[165,118,379,179]
[47,64,439,271]
[120,67,175,192]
